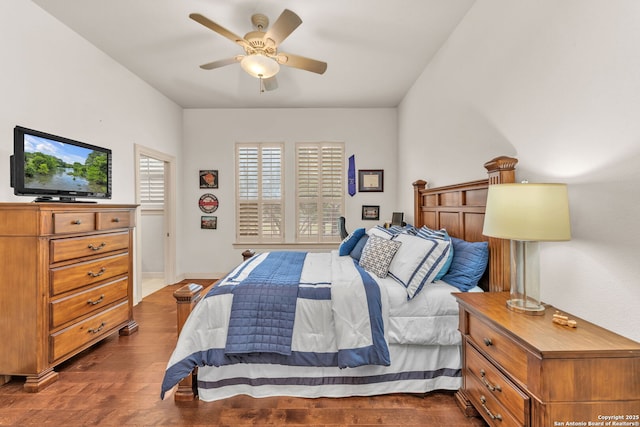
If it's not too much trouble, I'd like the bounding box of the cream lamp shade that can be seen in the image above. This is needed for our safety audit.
[483,183,571,241]
[483,182,571,315]
[240,54,280,79]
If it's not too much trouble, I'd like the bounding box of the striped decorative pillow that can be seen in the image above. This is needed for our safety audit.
[416,226,448,240]
[388,233,452,299]
[366,226,396,240]
[415,226,454,281]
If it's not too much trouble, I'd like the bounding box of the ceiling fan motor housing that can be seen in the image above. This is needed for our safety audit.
[251,13,269,31]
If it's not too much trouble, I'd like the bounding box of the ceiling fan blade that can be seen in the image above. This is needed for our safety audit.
[200,56,242,70]
[264,9,302,46]
[189,13,248,48]
[277,52,327,75]
[262,76,278,91]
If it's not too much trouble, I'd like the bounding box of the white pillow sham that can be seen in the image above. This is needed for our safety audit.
[387,233,451,299]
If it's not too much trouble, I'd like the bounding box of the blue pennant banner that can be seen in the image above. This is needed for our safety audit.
[348,155,356,196]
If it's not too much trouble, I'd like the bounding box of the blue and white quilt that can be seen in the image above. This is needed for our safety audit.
[161,251,390,399]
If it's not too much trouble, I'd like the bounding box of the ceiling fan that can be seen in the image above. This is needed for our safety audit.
[190,9,327,91]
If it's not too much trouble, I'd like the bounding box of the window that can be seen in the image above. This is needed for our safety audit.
[235,143,284,243]
[296,142,344,243]
[138,155,165,207]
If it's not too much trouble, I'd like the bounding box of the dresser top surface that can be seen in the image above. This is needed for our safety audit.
[0,202,138,211]
[456,292,640,356]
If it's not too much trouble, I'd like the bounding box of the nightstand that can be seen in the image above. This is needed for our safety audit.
[455,292,640,427]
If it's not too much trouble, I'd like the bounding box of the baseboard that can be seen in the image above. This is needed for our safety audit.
[182,272,226,280]
[142,272,164,280]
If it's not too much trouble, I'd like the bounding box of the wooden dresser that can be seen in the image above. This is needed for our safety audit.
[455,292,640,427]
[0,203,138,392]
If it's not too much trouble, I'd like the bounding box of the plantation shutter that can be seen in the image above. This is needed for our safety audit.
[236,143,284,242]
[139,155,165,206]
[296,142,344,243]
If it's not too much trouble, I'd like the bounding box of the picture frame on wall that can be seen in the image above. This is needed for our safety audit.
[362,205,380,221]
[201,216,217,229]
[358,169,384,192]
[199,170,218,188]
[198,193,219,213]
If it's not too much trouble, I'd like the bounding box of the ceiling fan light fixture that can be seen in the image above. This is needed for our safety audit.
[240,54,280,79]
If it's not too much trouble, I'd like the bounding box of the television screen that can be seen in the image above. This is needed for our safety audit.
[12,126,112,202]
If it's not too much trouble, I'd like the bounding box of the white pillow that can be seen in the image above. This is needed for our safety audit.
[359,234,402,278]
[388,233,451,299]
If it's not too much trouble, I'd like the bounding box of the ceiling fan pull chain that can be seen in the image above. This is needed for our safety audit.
[259,75,265,93]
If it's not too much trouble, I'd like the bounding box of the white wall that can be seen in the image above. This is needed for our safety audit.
[398,0,640,341]
[0,1,183,300]
[180,108,397,277]
[0,1,183,204]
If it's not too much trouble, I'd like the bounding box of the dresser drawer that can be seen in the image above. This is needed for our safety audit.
[466,372,525,427]
[467,312,528,384]
[50,232,130,264]
[50,301,129,362]
[96,211,131,230]
[50,252,129,296]
[50,277,128,329]
[466,342,529,425]
[52,212,96,234]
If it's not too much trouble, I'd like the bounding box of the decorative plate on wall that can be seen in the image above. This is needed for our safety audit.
[198,193,219,213]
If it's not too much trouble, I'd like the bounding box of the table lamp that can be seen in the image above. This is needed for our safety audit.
[483,183,571,315]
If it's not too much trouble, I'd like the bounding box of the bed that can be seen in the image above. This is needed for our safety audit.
[162,155,518,402]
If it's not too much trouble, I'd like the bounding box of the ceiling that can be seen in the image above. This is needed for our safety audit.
[32,0,475,109]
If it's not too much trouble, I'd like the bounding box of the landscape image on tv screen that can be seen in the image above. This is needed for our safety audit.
[23,133,109,194]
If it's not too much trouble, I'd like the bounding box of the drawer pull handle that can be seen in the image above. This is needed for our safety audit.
[87,322,105,334]
[483,337,493,346]
[73,219,82,225]
[480,395,502,421]
[112,217,120,223]
[88,242,107,251]
[87,294,105,306]
[87,267,106,278]
[480,369,502,392]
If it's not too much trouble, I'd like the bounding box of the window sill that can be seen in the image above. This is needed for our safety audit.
[233,242,339,251]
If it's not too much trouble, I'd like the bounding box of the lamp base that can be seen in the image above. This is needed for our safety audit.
[506,298,545,316]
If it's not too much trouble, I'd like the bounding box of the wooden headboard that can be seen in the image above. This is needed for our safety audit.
[412,156,518,292]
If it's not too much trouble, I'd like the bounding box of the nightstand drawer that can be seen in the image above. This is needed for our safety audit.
[467,312,528,384]
[466,342,529,425]
[466,372,525,427]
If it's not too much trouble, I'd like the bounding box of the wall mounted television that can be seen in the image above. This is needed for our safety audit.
[11,126,112,202]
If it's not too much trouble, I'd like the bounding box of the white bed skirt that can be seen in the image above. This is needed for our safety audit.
[195,343,462,402]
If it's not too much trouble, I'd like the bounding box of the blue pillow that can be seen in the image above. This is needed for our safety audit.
[339,228,366,256]
[441,237,489,291]
[349,234,369,261]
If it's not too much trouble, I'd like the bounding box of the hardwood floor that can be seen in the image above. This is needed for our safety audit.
[0,280,487,426]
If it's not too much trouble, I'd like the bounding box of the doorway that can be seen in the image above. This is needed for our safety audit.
[134,145,176,302]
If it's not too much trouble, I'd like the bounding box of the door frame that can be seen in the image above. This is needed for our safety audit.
[133,144,177,303]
